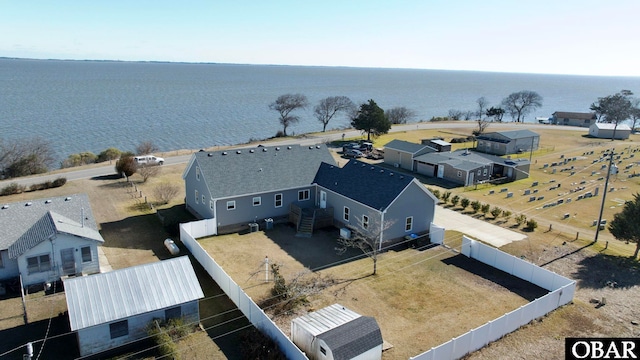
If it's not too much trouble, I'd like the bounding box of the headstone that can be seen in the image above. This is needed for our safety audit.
[500,188,508,193]
[566,198,572,203]
[560,154,564,159]
[524,189,531,195]
[592,220,598,226]
[564,213,570,219]
[557,199,564,204]
[552,168,557,174]
[529,196,536,202]
[488,190,495,195]
[533,189,538,193]
[537,196,544,201]
[532,181,538,187]
[594,187,599,196]
[543,164,549,168]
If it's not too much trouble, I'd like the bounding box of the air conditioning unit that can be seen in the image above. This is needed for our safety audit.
[394,163,400,168]
[340,227,351,239]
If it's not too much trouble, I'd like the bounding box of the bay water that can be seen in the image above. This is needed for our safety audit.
[1,58,639,164]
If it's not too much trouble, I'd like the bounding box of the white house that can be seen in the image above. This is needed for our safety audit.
[0,194,103,288]
[64,256,204,357]
[291,304,383,360]
[589,123,632,140]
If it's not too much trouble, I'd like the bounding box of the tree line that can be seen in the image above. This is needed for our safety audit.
[269,94,414,139]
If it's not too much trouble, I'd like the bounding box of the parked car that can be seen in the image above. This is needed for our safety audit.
[344,149,364,158]
[134,155,165,166]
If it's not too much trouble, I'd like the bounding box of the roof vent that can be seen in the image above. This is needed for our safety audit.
[207,153,213,157]
[380,170,384,173]
[262,148,268,152]
[222,151,228,155]
[371,167,374,170]
[309,146,313,149]
[250,149,255,153]
[45,200,52,204]
[390,173,394,176]
[25,202,32,206]
[362,164,366,167]
[287,146,292,150]
[1,205,8,209]
[65,197,72,201]
[275,147,280,151]
[259,168,262,172]
[236,150,242,154]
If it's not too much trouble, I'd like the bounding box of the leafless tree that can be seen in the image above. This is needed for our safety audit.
[138,164,160,183]
[448,109,464,120]
[475,97,489,120]
[630,98,640,133]
[336,217,396,275]
[269,93,309,136]
[501,90,543,122]
[136,141,159,155]
[385,106,416,124]
[314,96,355,132]
[152,182,180,204]
[0,137,55,178]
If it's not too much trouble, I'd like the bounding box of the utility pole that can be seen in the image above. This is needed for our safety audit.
[594,149,615,243]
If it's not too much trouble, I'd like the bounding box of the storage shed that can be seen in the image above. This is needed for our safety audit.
[64,256,204,357]
[291,304,383,360]
[589,123,632,140]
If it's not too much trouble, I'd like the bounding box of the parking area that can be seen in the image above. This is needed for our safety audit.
[434,207,527,247]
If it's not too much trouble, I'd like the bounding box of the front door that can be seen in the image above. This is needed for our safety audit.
[319,191,327,209]
[61,248,76,275]
[437,165,444,178]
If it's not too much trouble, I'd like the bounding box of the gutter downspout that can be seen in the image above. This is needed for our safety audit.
[379,209,386,252]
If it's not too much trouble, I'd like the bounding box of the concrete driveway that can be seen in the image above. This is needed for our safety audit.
[434,207,527,247]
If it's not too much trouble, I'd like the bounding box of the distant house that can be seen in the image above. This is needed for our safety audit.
[64,256,204,357]
[414,150,530,186]
[383,139,436,171]
[589,123,632,140]
[0,194,103,288]
[182,145,336,234]
[183,145,437,242]
[475,129,540,156]
[550,112,597,127]
[313,160,437,242]
[291,304,383,360]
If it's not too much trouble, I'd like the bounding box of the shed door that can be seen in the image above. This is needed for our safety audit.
[61,248,76,275]
[437,165,444,178]
[319,191,327,209]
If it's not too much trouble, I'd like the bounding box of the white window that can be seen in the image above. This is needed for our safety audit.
[253,197,261,206]
[27,254,51,274]
[275,193,283,208]
[227,201,236,210]
[195,190,199,203]
[477,169,481,176]
[363,215,369,229]
[196,166,200,180]
[343,207,350,222]
[81,246,92,263]
[405,217,413,232]
[110,320,128,339]
[483,168,488,176]
[298,189,310,201]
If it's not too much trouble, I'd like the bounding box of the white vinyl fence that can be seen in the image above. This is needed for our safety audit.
[410,235,576,360]
[180,220,308,360]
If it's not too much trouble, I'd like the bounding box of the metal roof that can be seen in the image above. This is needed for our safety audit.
[592,123,632,131]
[313,160,415,211]
[480,129,540,140]
[291,303,362,336]
[0,194,101,252]
[190,144,336,200]
[383,139,430,154]
[414,149,530,169]
[64,256,204,331]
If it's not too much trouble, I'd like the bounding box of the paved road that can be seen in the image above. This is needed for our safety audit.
[0,122,586,188]
[434,207,527,247]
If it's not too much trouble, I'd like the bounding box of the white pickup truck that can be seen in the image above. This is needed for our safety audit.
[133,155,164,166]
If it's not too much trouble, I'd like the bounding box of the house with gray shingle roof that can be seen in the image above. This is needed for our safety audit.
[383,139,436,171]
[551,111,597,127]
[182,145,337,234]
[475,129,540,155]
[291,304,383,360]
[414,150,531,186]
[0,194,103,288]
[64,256,204,357]
[314,160,436,242]
[183,145,437,241]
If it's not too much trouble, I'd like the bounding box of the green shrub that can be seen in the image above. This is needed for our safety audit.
[525,219,538,231]
[432,189,441,200]
[460,198,470,210]
[490,206,502,218]
[451,195,460,207]
[501,210,512,221]
[515,214,527,226]
[480,203,491,216]
[470,200,481,213]
[442,191,451,203]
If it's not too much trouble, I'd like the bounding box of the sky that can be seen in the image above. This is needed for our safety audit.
[1,0,638,77]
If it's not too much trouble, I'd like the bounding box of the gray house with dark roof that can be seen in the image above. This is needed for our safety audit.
[475,129,540,155]
[182,145,337,234]
[291,304,383,360]
[414,150,530,186]
[383,139,436,171]
[314,160,437,242]
[550,111,597,127]
[0,194,103,288]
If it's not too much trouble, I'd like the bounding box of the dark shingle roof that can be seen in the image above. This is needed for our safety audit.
[194,145,336,200]
[383,139,429,154]
[313,160,414,211]
[552,111,597,120]
[316,316,382,360]
[0,194,101,254]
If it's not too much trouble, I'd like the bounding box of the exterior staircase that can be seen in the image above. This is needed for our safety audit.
[296,213,314,237]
